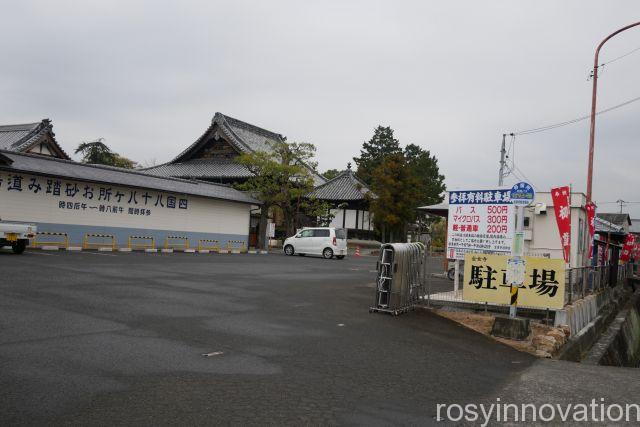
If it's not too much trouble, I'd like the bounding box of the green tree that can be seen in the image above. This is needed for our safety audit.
[430,217,447,250]
[322,168,343,180]
[355,127,446,241]
[404,143,446,206]
[112,154,138,169]
[368,153,422,242]
[75,138,137,169]
[236,140,326,247]
[352,126,401,185]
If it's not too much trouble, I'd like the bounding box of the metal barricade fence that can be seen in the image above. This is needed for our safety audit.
[227,240,246,253]
[198,239,220,252]
[164,235,189,250]
[83,233,117,250]
[128,235,155,250]
[33,231,69,249]
[370,242,425,315]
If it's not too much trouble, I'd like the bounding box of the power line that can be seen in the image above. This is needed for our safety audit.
[600,45,640,67]
[511,94,640,136]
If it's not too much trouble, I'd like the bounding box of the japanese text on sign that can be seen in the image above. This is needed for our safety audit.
[446,189,515,260]
[463,253,566,309]
[0,172,189,217]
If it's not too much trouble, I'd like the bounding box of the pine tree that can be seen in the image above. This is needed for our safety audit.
[352,126,401,185]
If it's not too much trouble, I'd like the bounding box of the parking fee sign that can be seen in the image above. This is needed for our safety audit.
[446,189,515,260]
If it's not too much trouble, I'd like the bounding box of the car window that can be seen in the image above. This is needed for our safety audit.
[313,229,330,237]
[299,230,314,238]
[335,228,347,239]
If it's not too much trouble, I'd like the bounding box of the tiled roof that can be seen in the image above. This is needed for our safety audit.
[172,113,285,163]
[0,122,41,151]
[308,169,375,201]
[144,158,253,179]
[596,213,631,227]
[0,150,259,205]
[0,119,70,159]
[146,112,326,186]
[595,216,624,233]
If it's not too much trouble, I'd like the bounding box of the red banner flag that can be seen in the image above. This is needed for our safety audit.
[551,186,571,263]
[585,202,596,260]
[620,234,635,263]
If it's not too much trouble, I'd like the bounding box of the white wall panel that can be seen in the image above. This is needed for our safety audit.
[0,172,250,236]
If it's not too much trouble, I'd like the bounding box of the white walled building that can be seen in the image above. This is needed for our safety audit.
[0,150,258,247]
[421,190,590,267]
[521,191,589,267]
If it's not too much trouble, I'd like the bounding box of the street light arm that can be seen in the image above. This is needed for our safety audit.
[587,21,640,203]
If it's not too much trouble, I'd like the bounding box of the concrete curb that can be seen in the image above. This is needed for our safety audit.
[184,248,196,253]
[98,247,114,252]
[145,248,158,253]
[161,248,174,253]
[66,246,82,251]
[198,250,210,254]
[41,246,60,251]
[118,248,132,252]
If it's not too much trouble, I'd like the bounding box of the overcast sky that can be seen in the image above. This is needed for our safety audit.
[2,1,639,216]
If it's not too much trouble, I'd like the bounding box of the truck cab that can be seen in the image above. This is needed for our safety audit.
[0,219,36,254]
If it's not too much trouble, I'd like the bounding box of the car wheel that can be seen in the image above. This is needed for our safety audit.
[336,255,345,260]
[284,245,294,256]
[322,248,334,259]
[12,240,26,254]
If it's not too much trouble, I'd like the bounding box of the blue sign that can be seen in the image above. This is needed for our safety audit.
[509,182,535,206]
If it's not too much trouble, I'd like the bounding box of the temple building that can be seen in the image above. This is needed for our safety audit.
[144,113,328,245]
[143,112,326,186]
[0,119,70,160]
[309,165,375,239]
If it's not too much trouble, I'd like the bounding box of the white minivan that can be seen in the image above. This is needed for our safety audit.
[283,227,347,259]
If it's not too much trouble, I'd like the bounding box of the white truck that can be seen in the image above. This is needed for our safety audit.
[0,219,36,254]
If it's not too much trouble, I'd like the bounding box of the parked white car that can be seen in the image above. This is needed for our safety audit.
[283,227,347,259]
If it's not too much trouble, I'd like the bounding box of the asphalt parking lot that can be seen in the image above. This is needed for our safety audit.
[0,249,536,425]
[0,251,530,425]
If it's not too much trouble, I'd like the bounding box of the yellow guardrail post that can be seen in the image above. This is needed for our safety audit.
[197,239,220,252]
[34,232,69,249]
[128,235,155,250]
[164,235,189,251]
[82,233,117,250]
[227,240,246,253]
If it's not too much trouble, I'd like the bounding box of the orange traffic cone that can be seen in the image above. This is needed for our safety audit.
[354,246,361,257]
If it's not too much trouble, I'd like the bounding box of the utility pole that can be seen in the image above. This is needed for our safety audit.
[587,21,640,203]
[498,134,507,186]
[617,199,626,214]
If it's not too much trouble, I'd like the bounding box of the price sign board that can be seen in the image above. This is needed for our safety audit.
[446,189,515,260]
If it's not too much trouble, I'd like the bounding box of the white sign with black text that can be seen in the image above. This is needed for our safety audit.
[446,189,515,260]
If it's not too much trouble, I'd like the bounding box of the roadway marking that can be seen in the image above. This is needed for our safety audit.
[82,251,118,257]
[202,351,224,357]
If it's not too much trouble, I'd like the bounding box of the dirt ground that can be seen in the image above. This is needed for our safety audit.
[432,309,566,357]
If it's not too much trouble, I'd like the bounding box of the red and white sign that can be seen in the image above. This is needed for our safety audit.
[551,186,571,264]
[585,202,596,259]
[620,234,635,263]
[446,189,515,260]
